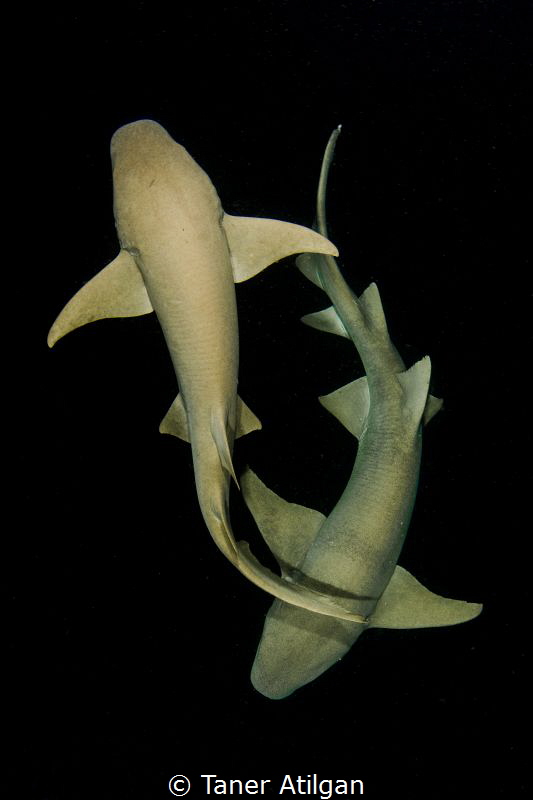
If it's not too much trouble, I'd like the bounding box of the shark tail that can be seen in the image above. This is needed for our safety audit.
[294,124,342,291]
[297,129,444,424]
[295,128,391,350]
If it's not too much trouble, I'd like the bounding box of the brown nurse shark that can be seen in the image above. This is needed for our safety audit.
[242,127,482,698]
[48,119,368,622]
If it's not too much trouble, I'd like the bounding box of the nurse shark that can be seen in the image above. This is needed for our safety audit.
[242,127,482,698]
[48,120,369,622]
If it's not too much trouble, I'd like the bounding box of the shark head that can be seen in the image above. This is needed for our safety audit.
[251,600,365,699]
[110,119,170,163]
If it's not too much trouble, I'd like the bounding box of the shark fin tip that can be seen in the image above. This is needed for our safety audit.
[47,327,60,348]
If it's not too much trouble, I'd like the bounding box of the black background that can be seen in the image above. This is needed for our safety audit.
[12,1,529,798]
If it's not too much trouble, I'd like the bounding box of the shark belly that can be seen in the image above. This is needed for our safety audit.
[136,233,239,413]
[50,119,389,628]
[114,158,242,560]
[132,227,241,561]
[113,140,239,413]
[252,421,422,698]
[302,428,423,602]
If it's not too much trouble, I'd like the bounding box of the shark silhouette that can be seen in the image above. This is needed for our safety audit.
[242,127,482,698]
[48,119,371,621]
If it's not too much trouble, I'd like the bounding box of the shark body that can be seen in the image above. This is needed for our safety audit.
[48,119,370,621]
[242,128,482,698]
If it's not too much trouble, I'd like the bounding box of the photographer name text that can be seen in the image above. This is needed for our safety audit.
[200,774,363,798]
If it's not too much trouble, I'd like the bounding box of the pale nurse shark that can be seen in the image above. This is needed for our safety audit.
[242,127,482,698]
[48,119,368,622]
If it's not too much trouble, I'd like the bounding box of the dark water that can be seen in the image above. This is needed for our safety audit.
[11,2,529,797]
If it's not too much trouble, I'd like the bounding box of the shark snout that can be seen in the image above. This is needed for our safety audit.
[251,654,299,700]
[110,119,169,165]
[250,601,363,699]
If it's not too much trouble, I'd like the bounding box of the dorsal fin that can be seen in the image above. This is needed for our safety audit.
[397,356,432,427]
[358,282,388,334]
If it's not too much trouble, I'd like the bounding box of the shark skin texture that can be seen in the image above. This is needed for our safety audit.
[242,127,482,699]
[47,119,373,622]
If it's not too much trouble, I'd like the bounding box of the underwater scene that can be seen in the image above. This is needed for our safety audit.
[12,2,528,798]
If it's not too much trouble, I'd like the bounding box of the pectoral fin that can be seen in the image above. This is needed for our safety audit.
[370,566,483,629]
[241,468,325,575]
[47,249,153,347]
[223,214,339,283]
